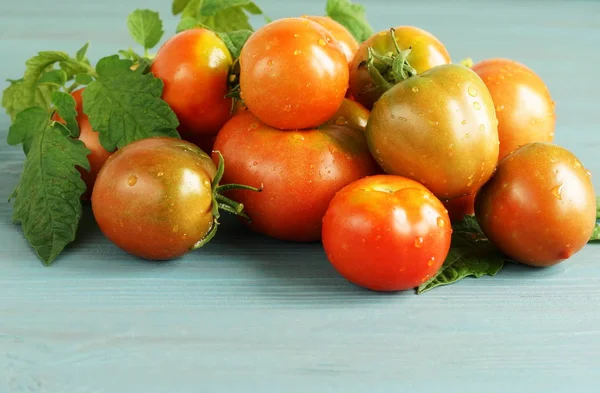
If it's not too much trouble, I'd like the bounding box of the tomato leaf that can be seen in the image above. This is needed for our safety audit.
[416,216,508,294]
[7,106,49,155]
[596,197,600,219]
[326,0,374,43]
[37,70,68,87]
[590,223,600,242]
[75,73,94,85]
[174,0,263,32]
[75,42,90,62]
[83,55,180,152]
[176,16,207,33]
[217,30,252,58]
[10,121,90,265]
[127,9,164,52]
[51,91,79,137]
[172,0,196,16]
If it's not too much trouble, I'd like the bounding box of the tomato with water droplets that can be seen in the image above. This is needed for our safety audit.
[301,15,359,64]
[239,17,349,130]
[367,64,499,200]
[322,175,451,292]
[475,142,596,267]
[213,99,378,242]
[349,26,451,110]
[472,58,556,160]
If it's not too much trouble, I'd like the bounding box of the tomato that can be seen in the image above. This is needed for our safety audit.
[213,100,379,242]
[471,58,555,160]
[92,137,252,260]
[367,64,499,200]
[301,15,359,64]
[52,88,112,199]
[239,17,349,130]
[475,142,596,267]
[443,193,476,222]
[322,175,451,292]
[349,26,451,109]
[150,28,233,139]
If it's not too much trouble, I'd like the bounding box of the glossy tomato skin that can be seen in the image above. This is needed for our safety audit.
[443,193,476,222]
[151,28,233,138]
[349,26,451,109]
[475,142,596,267]
[92,137,217,260]
[239,18,349,130]
[322,175,451,291]
[367,64,499,200]
[472,58,555,160]
[52,88,112,199]
[301,15,359,64]
[212,103,378,242]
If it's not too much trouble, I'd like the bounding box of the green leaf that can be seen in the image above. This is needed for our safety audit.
[11,122,90,265]
[176,16,203,33]
[200,6,253,32]
[416,215,508,294]
[75,73,94,85]
[200,0,252,16]
[83,55,180,152]
[7,106,49,155]
[76,42,90,62]
[127,9,164,51]
[596,196,600,219]
[172,0,195,15]
[51,91,79,137]
[590,223,600,242]
[182,0,203,18]
[326,0,374,43]
[37,70,68,86]
[217,30,252,58]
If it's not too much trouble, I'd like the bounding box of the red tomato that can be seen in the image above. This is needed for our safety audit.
[213,100,378,241]
[92,137,255,261]
[472,58,556,160]
[301,15,359,64]
[475,143,596,267]
[52,88,112,199]
[150,28,233,139]
[322,175,451,291]
[349,26,451,109]
[239,18,349,130]
[443,193,476,222]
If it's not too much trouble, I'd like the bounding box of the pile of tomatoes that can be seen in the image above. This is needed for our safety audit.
[70,16,596,292]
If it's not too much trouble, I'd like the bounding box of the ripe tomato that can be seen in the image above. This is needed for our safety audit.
[472,58,555,160]
[349,26,451,109]
[443,193,476,222]
[322,175,451,292]
[239,17,349,130]
[301,15,359,64]
[92,137,252,260]
[150,28,233,139]
[475,142,596,267]
[367,64,499,200]
[213,100,379,242]
[52,88,112,199]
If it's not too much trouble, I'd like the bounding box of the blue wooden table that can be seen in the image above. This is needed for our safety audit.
[1,0,599,391]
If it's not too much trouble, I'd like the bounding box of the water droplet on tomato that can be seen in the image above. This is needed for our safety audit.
[293,49,301,55]
[335,117,347,125]
[250,123,258,129]
[550,183,563,200]
[427,257,436,266]
[468,85,477,97]
[157,172,164,177]
[283,104,292,112]
[399,117,408,122]
[292,134,304,141]
[496,104,504,112]
[294,33,300,38]
[461,119,467,125]
[436,217,445,228]
[318,39,326,46]
[574,161,582,169]
[267,59,274,66]
[464,133,471,139]
[127,175,137,186]
[479,124,486,131]
[473,102,481,110]
[414,236,424,248]
[586,170,592,178]
[411,86,419,93]
[252,161,258,166]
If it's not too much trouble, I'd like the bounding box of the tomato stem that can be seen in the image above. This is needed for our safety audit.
[365,28,417,90]
[189,151,261,251]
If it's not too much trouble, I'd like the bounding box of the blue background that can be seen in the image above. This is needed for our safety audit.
[1,0,599,391]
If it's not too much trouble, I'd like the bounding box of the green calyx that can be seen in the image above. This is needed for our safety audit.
[191,151,262,250]
[365,28,417,90]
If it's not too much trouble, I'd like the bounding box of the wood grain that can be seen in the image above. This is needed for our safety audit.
[1,0,599,392]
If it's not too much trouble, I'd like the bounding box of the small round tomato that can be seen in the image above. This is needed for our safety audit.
[367,64,499,200]
[52,88,112,199]
[322,175,451,292]
[213,100,378,242]
[150,28,233,138]
[92,137,252,260]
[475,142,596,267]
[301,15,359,64]
[349,26,451,109]
[443,193,476,222]
[239,17,349,130]
[472,58,556,160]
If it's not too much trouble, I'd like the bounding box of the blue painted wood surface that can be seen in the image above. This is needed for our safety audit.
[1,0,599,391]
